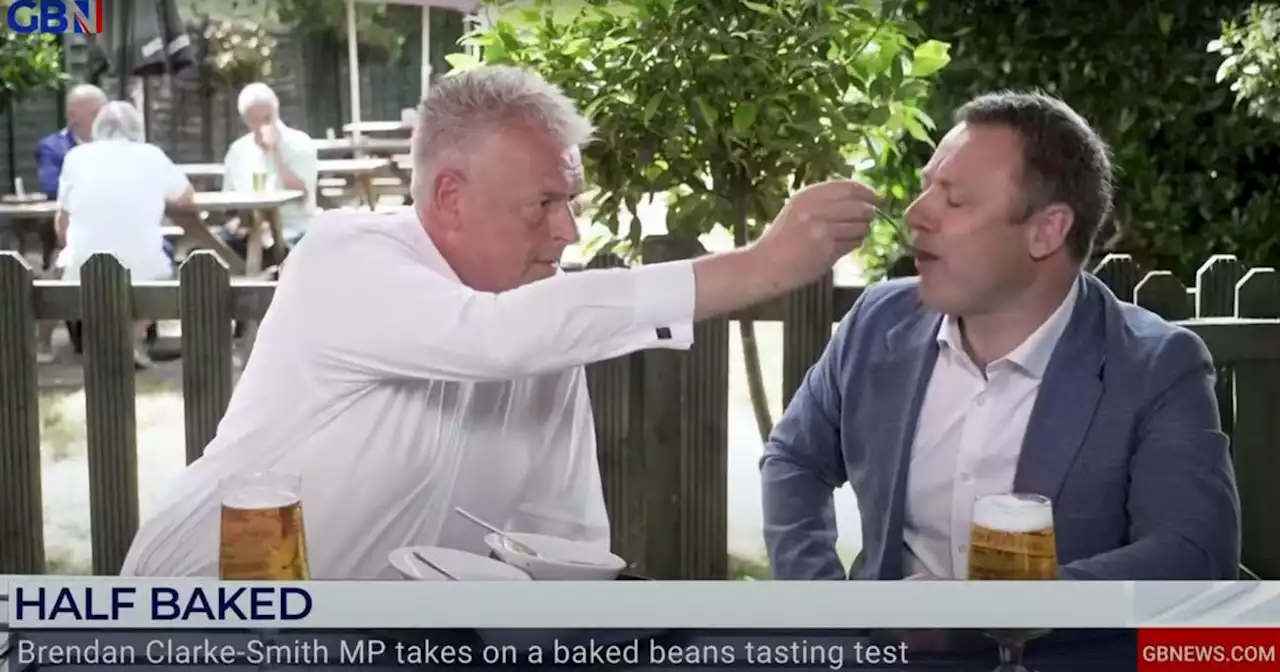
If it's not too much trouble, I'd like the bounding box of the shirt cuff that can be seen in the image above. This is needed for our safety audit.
[630,259,696,349]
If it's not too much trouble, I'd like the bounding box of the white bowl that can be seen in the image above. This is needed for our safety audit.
[389,546,531,581]
[484,533,627,581]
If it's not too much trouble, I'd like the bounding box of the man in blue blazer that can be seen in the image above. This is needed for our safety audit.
[761,91,1240,581]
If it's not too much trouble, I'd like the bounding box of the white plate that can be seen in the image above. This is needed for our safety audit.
[389,546,531,581]
[484,533,626,581]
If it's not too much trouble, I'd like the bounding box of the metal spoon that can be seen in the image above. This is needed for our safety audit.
[452,507,597,565]
[411,550,457,580]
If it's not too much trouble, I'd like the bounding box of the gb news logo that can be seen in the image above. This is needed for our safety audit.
[6,0,103,34]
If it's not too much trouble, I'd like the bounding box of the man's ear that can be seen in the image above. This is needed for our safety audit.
[430,169,466,231]
[1025,203,1074,261]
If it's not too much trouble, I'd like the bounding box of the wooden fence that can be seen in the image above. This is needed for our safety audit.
[2,241,1279,580]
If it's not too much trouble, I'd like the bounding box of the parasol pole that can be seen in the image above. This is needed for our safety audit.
[346,0,363,153]
[421,4,432,98]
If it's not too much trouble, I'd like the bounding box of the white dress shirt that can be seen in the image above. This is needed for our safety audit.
[903,282,1078,579]
[222,123,319,239]
[56,139,189,282]
[120,209,696,579]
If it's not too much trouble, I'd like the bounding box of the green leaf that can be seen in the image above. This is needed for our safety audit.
[642,92,664,126]
[740,1,775,15]
[444,52,482,71]
[909,40,951,77]
[732,102,758,134]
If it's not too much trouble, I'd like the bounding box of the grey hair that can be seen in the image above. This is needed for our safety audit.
[237,82,279,116]
[410,65,594,194]
[67,83,106,106]
[91,101,146,142]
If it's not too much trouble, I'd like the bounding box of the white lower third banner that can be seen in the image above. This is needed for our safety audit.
[3,577,1280,629]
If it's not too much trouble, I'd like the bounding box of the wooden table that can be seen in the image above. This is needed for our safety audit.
[0,199,57,219]
[313,136,413,157]
[342,120,410,135]
[171,190,304,276]
[179,158,392,209]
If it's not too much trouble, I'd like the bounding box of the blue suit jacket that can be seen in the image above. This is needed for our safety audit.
[35,128,78,197]
[761,274,1241,580]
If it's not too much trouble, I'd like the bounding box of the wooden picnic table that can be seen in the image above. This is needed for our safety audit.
[179,158,392,209]
[171,190,304,276]
[313,136,413,156]
[342,120,410,135]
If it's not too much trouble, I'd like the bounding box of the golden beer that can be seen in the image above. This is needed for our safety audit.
[219,472,310,580]
[251,172,268,191]
[967,493,1057,581]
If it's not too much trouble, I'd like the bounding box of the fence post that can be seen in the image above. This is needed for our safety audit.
[582,253,646,564]
[639,236,729,579]
[1134,271,1192,320]
[0,252,44,573]
[1091,254,1140,302]
[81,253,140,575]
[1197,255,1246,437]
[179,252,234,463]
[1231,267,1280,578]
[782,272,834,408]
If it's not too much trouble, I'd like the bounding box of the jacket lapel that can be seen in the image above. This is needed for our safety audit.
[1014,275,1107,500]
[867,310,942,579]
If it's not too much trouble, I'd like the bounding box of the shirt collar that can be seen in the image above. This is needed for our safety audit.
[936,278,1079,379]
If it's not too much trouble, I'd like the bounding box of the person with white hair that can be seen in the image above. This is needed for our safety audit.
[121,65,880,579]
[54,101,194,368]
[221,82,318,253]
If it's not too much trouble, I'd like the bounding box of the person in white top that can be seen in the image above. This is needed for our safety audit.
[221,82,318,250]
[55,101,194,368]
[121,65,883,579]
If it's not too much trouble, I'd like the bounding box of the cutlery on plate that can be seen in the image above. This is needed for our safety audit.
[452,506,596,565]
[411,550,457,580]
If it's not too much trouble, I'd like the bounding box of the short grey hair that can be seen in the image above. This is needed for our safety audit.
[237,82,279,116]
[91,101,146,142]
[67,83,106,106]
[410,66,594,194]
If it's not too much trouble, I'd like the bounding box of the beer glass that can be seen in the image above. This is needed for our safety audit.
[251,172,268,192]
[218,471,310,580]
[968,493,1057,672]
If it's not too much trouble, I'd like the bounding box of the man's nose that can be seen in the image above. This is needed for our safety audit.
[553,203,581,244]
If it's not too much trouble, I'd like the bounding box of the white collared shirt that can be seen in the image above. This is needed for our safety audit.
[223,123,319,237]
[121,209,696,579]
[903,282,1079,579]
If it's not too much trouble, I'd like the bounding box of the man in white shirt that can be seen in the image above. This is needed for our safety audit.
[54,101,194,368]
[221,82,318,251]
[121,65,882,579]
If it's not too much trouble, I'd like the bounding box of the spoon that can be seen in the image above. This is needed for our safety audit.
[411,550,457,580]
[452,507,597,565]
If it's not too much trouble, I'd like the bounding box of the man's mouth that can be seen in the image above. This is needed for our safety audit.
[914,248,940,262]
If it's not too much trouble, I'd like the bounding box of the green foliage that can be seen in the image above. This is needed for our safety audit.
[202,17,277,89]
[1211,3,1280,124]
[453,0,948,265]
[0,2,66,109]
[274,0,415,62]
[877,1,1280,282]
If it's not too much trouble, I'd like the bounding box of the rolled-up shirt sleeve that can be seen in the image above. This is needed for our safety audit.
[299,219,696,383]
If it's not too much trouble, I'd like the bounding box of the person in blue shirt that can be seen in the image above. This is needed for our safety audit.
[36,84,107,198]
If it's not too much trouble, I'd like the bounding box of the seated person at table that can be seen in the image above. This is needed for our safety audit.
[55,101,194,368]
[33,84,106,281]
[119,65,883,579]
[221,82,318,256]
[761,91,1240,581]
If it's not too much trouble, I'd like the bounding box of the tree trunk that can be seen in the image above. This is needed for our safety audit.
[731,199,774,445]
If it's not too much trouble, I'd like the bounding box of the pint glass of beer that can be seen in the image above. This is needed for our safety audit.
[968,493,1056,672]
[219,471,310,580]
[251,171,268,192]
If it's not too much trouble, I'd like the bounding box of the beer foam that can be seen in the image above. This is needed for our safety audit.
[971,493,1053,533]
[222,485,300,510]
